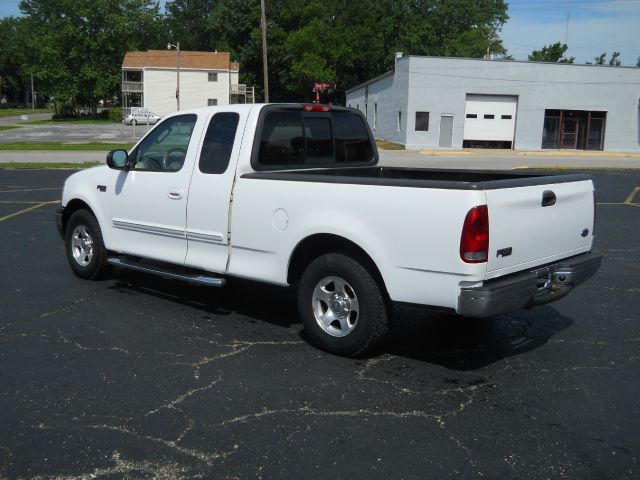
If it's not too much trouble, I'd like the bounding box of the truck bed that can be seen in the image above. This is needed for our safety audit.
[242,166,591,190]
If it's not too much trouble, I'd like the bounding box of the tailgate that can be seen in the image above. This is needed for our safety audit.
[485,179,594,278]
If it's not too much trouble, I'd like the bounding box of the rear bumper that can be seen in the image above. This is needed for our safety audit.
[458,252,603,318]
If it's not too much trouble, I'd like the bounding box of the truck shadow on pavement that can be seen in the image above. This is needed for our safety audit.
[108,270,299,329]
[108,269,573,371]
[385,304,573,370]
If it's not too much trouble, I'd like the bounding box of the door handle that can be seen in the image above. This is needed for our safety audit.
[541,190,556,207]
[168,188,184,200]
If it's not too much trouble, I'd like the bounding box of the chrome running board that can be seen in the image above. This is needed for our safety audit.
[107,257,225,287]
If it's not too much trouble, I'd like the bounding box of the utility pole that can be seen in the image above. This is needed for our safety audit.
[167,41,181,111]
[31,74,35,110]
[260,0,269,103]
[565,11,570,46]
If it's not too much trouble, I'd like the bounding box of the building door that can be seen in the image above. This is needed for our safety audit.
[439,115,454,147]
[463,94,517,148]
[560,115,579,149]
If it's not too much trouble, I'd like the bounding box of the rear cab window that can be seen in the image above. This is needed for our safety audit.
[252,105,376,170]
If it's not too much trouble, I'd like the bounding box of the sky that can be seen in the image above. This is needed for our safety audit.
[501,0,640,65]
[0,0,638,66]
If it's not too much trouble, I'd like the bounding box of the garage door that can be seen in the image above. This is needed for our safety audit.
[463,95,517,147]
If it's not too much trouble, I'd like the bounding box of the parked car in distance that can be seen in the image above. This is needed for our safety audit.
[124,111,162,125]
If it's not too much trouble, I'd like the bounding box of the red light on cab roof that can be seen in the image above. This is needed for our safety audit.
[303,105,331,112]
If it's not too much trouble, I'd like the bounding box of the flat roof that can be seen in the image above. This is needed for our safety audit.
[345,55,640,94]
[345,70,394,95]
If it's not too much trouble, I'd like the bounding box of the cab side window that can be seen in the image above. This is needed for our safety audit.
[199,112,240,174]
[131,114,197,172]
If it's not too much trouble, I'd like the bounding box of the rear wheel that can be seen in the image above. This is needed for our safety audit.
[298,253,389,356]
[65,210,110,280]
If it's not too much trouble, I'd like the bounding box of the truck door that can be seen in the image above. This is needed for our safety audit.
[184,111,247,273]
[107,114,201,265]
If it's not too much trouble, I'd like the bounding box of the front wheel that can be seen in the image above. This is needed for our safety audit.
[297,253,389,357]
[65,209,110,280]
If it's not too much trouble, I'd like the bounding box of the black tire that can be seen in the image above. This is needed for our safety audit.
[297,253,389,357]
[64,209,110,280]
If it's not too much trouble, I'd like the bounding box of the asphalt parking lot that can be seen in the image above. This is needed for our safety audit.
[0,116,147,144]
[0,168,638,479]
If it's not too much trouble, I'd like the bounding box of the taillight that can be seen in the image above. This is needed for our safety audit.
[460,205,489,263]
[303,104,331,112]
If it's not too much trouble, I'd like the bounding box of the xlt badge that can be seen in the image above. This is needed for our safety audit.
[497,247,512,258]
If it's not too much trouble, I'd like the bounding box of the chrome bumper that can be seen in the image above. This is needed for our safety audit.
[458,252,603,318]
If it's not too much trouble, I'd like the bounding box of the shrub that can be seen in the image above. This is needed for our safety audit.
[108,107,123,122]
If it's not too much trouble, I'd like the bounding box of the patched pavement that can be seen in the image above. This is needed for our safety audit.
[0,169,638,479]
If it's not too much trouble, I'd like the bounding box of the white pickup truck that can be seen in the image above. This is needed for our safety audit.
[56,104,601,356]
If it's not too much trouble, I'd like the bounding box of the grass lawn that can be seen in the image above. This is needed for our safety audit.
[0,162,101,170]
[0,142,133,151]
[0,126,21,131]
[0,108,53,117]
[375,139,405,150]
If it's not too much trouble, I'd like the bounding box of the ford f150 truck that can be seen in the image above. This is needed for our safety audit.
[56,104,601,356]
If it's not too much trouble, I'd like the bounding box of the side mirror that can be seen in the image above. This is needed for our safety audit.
[106,149,130,170]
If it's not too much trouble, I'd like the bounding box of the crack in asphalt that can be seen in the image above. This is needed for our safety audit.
[144,375,224,417]
[30,422,238,468]
[174,339,305,379]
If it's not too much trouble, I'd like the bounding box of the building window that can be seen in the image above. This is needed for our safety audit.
[397,111,402,131]
[208,98,218,106]
[542,109,606,151]
[415,111,429,131]
[466,114,477,119]
[374,103,377,130]
[501,114,513,120]
[484,114,495,119]
[208,72,218,82]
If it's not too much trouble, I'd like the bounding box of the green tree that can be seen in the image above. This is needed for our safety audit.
[608,51,621,66]
[19,0,164,116]
[587,52,622,66]
[163,0,509,102]
[528,42,575,63]
[164,0,218,50]
[0,17,31,105]
[593,53,607,65]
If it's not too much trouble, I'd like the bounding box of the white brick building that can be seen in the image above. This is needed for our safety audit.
[346,55,640,152]
[121,50,254,117]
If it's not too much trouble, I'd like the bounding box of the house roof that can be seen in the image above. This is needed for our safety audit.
[123,50,238,70]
